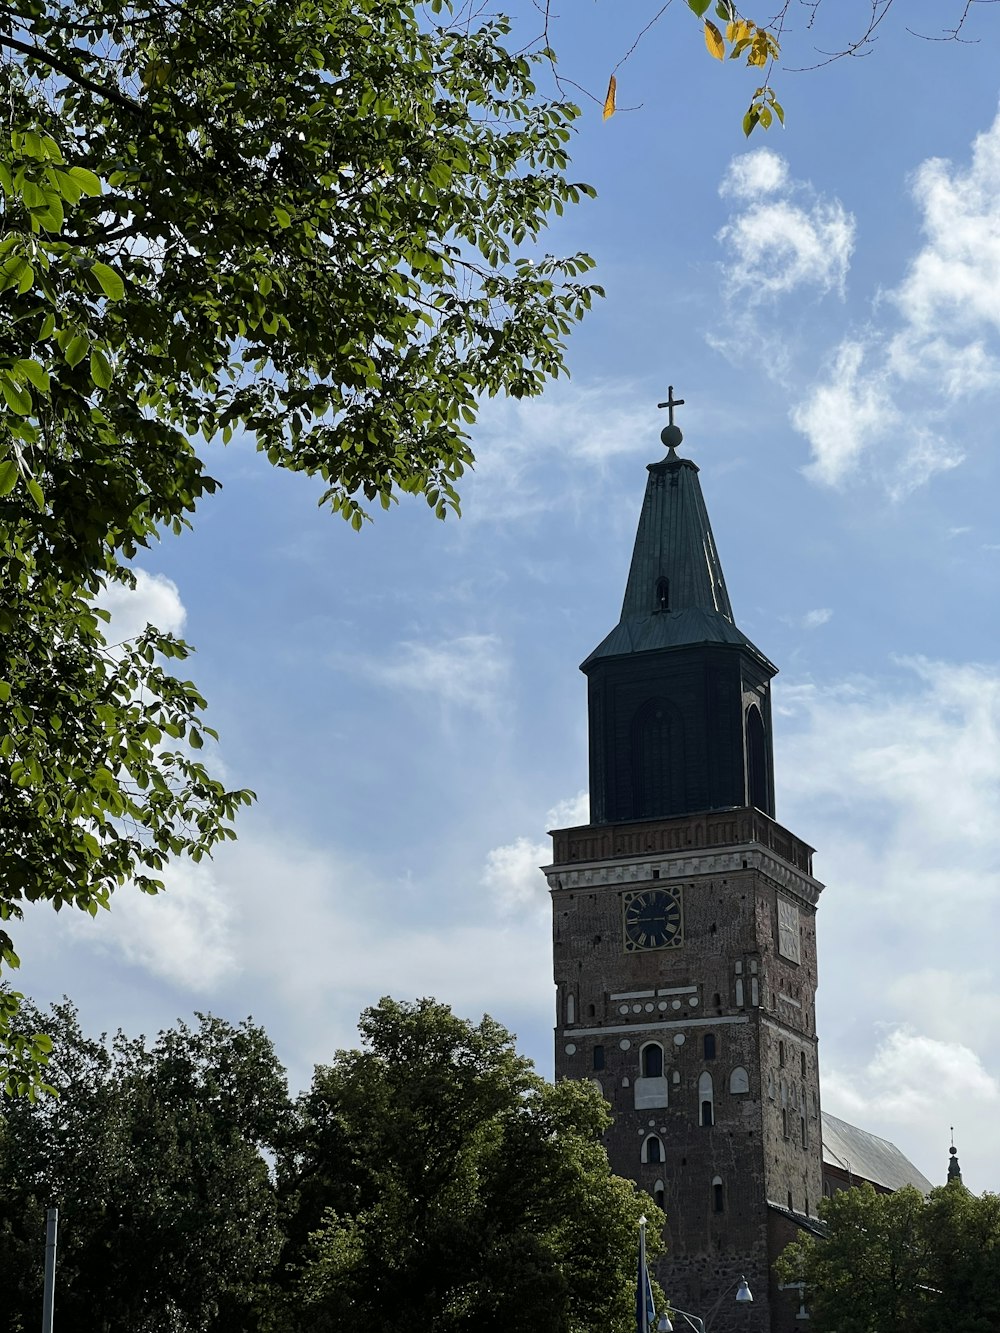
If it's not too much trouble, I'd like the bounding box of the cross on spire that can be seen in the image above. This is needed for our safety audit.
[657,386,685,427]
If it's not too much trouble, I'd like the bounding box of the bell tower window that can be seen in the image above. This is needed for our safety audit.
[655,577,670,611]
[747,704,768,812]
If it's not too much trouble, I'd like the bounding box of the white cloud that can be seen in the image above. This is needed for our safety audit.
[779,657,1000,1188]
[345,633,508,715]
[481,791,588,914]
[716,151,854,301]
[792,106,1000,490]
[719,198,855,301]
[466,381,656,522]
[801,608,833,629]
[822,1028,1000,1187]
[99,569,186,644]
[59,860,236,991]
[719,147,789,200]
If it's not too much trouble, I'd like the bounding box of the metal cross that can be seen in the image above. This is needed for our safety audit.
[657,386,685,427]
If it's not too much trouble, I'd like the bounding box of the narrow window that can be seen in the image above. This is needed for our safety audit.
[703,1034,716,1060]
[654,1180,666,1211]
[788,1190,794,1211]
[593,1045,605,1072]
[588,1003,596,1018]
[699,1071,714,1127]
[778,1041,786,1067]
[801,1115,807,1148]
[746,704,768,812]
[643,1135,664,1164]
[735,978,744,1007]
[712,1176,724,1213]
[713,992,721,1008]
[591,1079,604,1097]
[641,1043,664,1079]
[729,1066,750,1095]
[566,993,575,1025]
[800,1051,807,1078]
[782,1108,788,1138]
[655,576,670,612]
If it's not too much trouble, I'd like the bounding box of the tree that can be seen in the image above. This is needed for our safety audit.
[0,999,292,1331]
[0,0,600,1083]
[775,1180,1000,1333]
[280,997,662,1333]
[552,1,996,137]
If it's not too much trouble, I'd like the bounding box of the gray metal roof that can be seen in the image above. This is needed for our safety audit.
[822,1111,933,1194]
[582,451,773,670]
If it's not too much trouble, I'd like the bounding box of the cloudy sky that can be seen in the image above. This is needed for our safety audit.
[14,0,1000,1193]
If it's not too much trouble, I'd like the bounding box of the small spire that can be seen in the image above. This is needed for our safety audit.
[657,385,685,458]
[947,1128,963,1184]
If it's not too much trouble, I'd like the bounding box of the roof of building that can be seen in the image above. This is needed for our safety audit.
[582,447,773,670]
[822,1111,933,1194]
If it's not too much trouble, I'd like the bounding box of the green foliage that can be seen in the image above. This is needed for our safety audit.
[282,997,661,1333]
[776,1180,1000,1333]
[0,998,292,1332]
[0,0,598,1080]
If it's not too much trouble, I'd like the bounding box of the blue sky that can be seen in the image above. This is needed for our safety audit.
[15,1,1000,1193]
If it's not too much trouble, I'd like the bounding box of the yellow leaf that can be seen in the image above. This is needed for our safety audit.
[727,19,751,43]
[704,19,725,60]
[602,73,617,120]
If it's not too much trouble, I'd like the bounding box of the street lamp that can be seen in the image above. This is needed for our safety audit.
[655,1277,753,1333]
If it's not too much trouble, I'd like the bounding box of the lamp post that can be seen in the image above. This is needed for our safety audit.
[655,1277,753,1333]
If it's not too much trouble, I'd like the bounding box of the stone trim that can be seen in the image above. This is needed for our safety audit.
[545,842,823,908]
[564,1014,750,1039]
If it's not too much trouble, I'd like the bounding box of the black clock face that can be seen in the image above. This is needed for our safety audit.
[623,888,683,952]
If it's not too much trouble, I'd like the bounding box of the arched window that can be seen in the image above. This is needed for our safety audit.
[591,1079,604,1098]
[782,1108,788,1138]
[655,576,670,612]
[729,1066,750,1094]
[653,1179,666,1211]
[566,993,575,1025]
[642,1134,664,1164]
[712,1175,724,1213]
[778,1040,786,1067]
[699,1072,714,1127]
[746,704,768,812]
[800,1051,807,1078]
[801,1115,808,1148]
[703,1033,716,1060]
[641,1042,664,1079]
[713,992,721,1008]
[593,1045,605,1072]
[788,1190,794,1211]
[632,698,685,818]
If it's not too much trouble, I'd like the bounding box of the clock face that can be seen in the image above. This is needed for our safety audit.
[622,888,683,952]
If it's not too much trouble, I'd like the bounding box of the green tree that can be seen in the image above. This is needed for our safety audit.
[281,997,661,1333]
[0,999,292,1331]
[0,0,599,1083]
[776,1179,1000,1333]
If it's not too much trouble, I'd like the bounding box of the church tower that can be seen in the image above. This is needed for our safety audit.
[547,398,825,1333]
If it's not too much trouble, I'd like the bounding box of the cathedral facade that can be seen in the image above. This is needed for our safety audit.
[546,407,825,1333]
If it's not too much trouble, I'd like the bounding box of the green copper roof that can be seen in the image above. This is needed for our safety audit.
[582,450,774,671]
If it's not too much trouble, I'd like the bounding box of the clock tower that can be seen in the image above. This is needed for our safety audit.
[546,400,825,1333]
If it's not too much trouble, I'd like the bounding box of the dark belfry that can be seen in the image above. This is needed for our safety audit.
[582,395,777,824]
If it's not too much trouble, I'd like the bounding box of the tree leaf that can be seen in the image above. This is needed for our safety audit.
[66,165,102,196]
[704,19,725,60]
[91,262,124,301]
[687,0,711,14]
[602,74,617,121]
[64,334,89,368]
[15,359,50,392]
[0,377,33,416]
[0,459,18,495]
[90,349,113,389]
